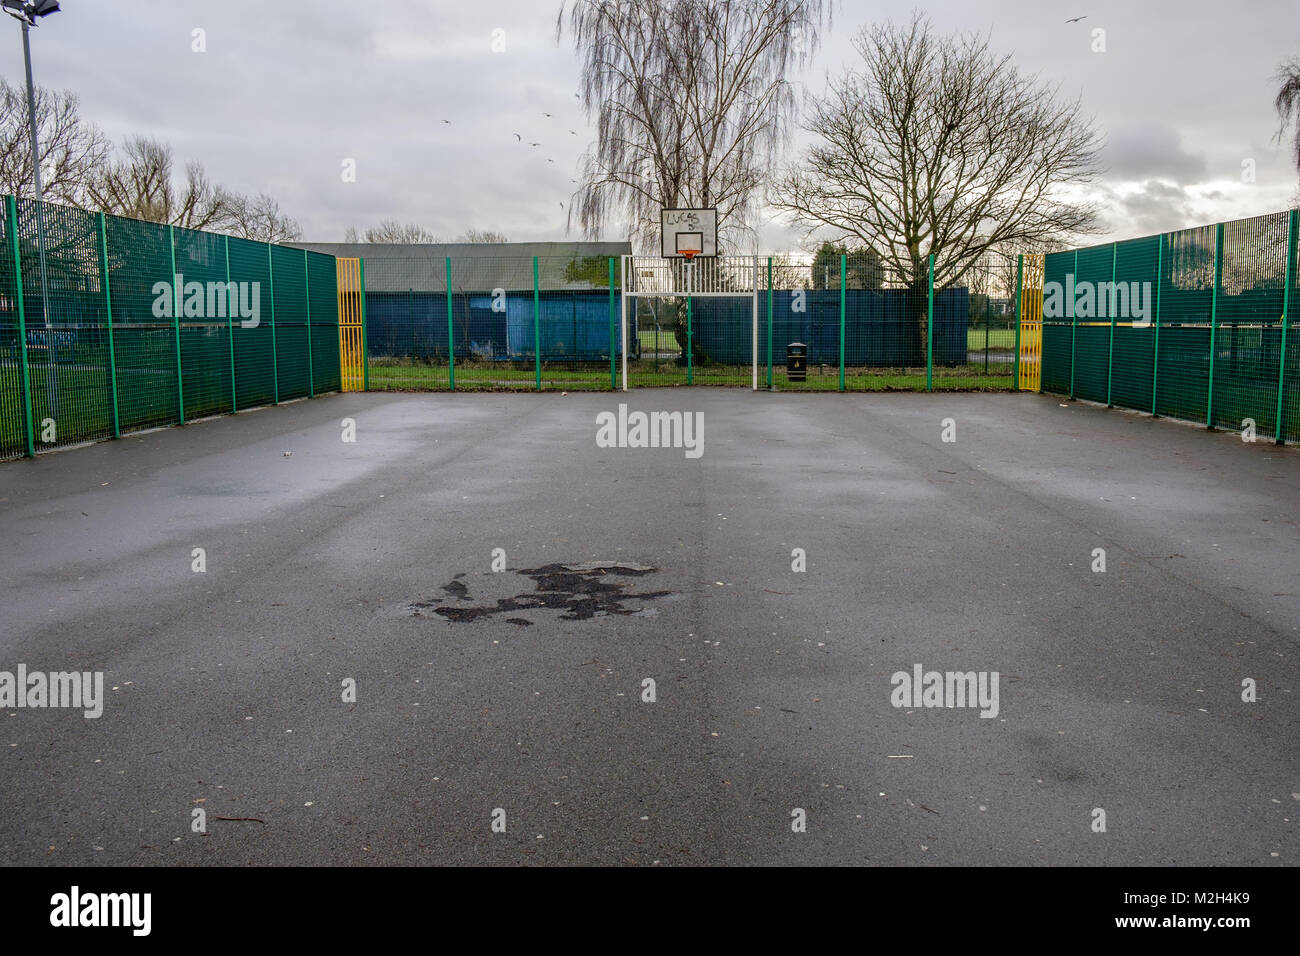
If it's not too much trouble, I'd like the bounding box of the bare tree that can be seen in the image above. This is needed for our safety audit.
[558,0,830,252]
[229,192,303,243]
[771,15,1102,291]
[349,220,442,243]
[460,228,509,243]
[87,136,239,231]
[0,77,108,205]
[1275,53,1300,194]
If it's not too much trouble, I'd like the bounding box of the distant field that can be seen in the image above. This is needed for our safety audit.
[639,328,1017,353]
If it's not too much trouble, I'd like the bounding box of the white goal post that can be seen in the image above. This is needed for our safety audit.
[619,254,760,391]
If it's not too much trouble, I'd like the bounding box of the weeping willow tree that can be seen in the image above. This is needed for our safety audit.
[557,0,830,363]
[558,0,830,251]
[1276,54,1300,200]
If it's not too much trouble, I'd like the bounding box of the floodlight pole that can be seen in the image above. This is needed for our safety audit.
[21,22,40,203]
[19,16,56,416]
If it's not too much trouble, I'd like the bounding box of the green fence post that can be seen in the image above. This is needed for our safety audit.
[303,250,314,398]
[359,258,370,391]
[608,257,616,390]
[1013,254,1023,391]
[224,235,236,413]
[443,257,454,390]
[168,225,185,423]
[267,243,279,404]
[977,295,987,374]
[7,195,35,457]
[1152,234,1163,415]
[1275,209,1297,443]
[687,295,693,385]
[1069,250,1078,398]
[766,257,773,390]
[533,256,541,391]
[1106,241,1117,407]
[1206,222,1223,428]
[97,212,120,438]
[839,253,846,391]
[926,254,935,392]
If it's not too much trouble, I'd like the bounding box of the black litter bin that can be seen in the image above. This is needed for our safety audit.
[786,342,807,382]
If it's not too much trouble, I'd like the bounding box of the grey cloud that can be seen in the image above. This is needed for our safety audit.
[1102,124,1206,183]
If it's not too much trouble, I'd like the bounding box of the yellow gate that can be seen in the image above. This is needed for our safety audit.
[337,258,366,391]
[1017,253,1044,392]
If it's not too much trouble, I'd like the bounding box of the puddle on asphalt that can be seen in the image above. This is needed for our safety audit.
[409,562,673,623]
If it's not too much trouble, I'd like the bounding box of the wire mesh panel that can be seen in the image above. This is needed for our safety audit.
[1041,250,1074,394]
[307,250,341,394]
[1155,223,1216,423]
[1110,236,1160,411]
[362,256,450,390]
[17,199,113,450]
[770,254,850,391]
[228,236,276,408]
[1070,244,1112,404]
[1285,216,1300,443]
[104,213,177,432]
[1209,212,1289,435]
[0,200,29,458]
[536,256,619,391]
[270,244,310,400]
[535,256,621,390]
[174,225,234,419]
[447,255,536,390]
[938,252,1016,391]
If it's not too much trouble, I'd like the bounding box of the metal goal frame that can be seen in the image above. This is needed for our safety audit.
[619,254,760,391]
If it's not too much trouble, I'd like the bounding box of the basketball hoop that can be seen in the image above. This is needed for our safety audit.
[680,250,700,261]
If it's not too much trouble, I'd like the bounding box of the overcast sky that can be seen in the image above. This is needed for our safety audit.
[2,0,1296,251]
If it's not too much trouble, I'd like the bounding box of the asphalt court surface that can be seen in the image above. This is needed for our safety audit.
[1,389,1296,865]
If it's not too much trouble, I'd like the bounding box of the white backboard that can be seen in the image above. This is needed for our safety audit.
[660,208,718,258]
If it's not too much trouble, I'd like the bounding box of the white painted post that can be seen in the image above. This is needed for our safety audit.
[620,254,628,391]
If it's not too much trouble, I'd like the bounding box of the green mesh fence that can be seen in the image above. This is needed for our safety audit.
[228,236,277,409]
[1041,208,1299,443]
[0,200,26,458]
[358,251,1013,392]
[758,252,1012,392]
[308,250,342,394]
[0,196,340,459]
[363,255,621,392]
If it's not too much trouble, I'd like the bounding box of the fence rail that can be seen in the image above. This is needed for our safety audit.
[1040,208,1299,443]
[0,197,340,459]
